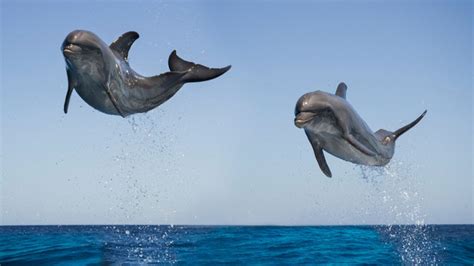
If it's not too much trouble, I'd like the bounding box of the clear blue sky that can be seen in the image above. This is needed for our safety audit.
[1,0,472,225]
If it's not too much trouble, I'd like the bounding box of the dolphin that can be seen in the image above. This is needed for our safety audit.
[61,30,231,117]
[294,82,426,177]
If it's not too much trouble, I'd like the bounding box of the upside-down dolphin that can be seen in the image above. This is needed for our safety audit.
[61,30,231,117]
[294,82,426,177]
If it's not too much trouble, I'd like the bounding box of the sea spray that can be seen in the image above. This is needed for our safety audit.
[355,161,439,264]
[96,110,187,263]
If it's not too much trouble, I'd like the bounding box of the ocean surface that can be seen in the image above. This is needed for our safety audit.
[1,225,473,264]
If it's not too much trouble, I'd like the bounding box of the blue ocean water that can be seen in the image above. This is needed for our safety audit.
[1,225,473,264]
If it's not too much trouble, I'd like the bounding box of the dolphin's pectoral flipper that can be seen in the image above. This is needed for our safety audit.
[102,83,126,118]
[305,130,332,177]
[63,69,75,114]
[335,82,347,99]
[168,50,231,83]
[64,85,74,114]
[110,31,139,61]
[344,133,376,156]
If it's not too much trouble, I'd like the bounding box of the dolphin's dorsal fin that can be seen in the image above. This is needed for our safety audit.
[110,31,139,61]
[335,82,347,99]
[305,130,332,177]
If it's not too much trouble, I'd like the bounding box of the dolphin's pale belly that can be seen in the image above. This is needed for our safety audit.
[74,72,184,117]
[74,76,120,116]
[307,120,389,166]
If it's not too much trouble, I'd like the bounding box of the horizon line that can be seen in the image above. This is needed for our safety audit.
[1,223,472,227]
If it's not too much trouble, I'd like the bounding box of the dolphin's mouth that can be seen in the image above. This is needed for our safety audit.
[294,112,316,128]
[63,44,82,55]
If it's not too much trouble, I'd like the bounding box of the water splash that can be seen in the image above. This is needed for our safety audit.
[97,109,185,221]
[354,161,439,264]
[95,111,185,263]
[103,225,179,264]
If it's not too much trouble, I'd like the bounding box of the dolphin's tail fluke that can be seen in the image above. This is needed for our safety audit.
[168,50,231,83]
[394,110,427,140]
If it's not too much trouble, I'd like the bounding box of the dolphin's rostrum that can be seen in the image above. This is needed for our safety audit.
[61,30,231,117]
[294,82,426,177]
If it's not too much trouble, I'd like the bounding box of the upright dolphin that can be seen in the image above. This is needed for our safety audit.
[61,30,231,117]
[294,82,426,177]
